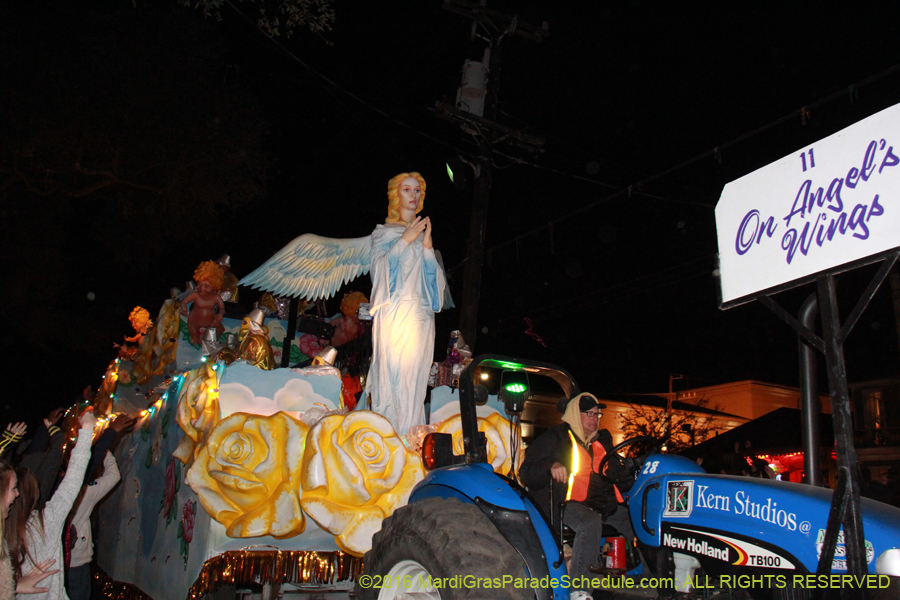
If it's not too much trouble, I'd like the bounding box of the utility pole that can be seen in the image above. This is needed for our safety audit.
[667,374,683,413]
[436,0,547,349]
[890,264,900,358]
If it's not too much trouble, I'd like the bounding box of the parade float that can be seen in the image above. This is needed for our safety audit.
[89,174,522,599]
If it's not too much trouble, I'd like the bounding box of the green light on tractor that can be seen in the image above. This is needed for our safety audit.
[500,370,529,414]
[499,361,524,370]
[446,163,455,183]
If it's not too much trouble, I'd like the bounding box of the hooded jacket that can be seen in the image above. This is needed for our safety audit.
[519,399,627,522]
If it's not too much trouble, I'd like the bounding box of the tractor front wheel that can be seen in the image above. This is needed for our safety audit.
[357,497,532,600]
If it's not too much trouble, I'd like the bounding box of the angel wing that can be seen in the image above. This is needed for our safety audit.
[239,233,372,300]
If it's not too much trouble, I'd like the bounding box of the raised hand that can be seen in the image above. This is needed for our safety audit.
[6,422,27,437]
[422,217,433,250]
[110,414,137,433]
[79,408,97,431]
[400,216,428,244]
[44,408,64,428]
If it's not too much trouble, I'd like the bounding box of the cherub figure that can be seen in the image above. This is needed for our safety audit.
[125,306,153,343]
[328,291,369,347]
[114,306,154,359]
[181,260,226,345]
[239,172,453,435]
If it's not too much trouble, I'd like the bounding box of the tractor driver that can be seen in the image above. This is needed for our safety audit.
[520,393,633,600]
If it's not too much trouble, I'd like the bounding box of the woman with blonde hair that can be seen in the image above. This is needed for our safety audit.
[365,172,453,435]
[384,171,426,224]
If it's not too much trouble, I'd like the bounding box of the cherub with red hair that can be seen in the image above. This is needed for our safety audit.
[180,260,226,345]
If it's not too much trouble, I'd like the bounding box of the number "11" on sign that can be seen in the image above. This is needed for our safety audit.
[799,148,815,171]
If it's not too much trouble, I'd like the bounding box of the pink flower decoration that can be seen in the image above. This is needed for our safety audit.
[298,333,322,357]
[182,500,195,544]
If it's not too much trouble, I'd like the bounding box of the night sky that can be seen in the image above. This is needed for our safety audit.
[3,0,900,424]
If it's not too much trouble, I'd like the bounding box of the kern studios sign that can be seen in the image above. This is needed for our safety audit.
[715,102,900,307]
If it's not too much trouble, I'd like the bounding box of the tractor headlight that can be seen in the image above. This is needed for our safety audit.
[877,548,900,576]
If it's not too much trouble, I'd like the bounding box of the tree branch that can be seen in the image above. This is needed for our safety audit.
[71,163,169,196]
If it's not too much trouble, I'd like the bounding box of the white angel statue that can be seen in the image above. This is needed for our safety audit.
[240,172,454,435]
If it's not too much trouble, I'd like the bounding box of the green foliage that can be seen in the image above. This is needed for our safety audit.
[161,408,171,438]
[290,344,306,364]
[180,0,335,38]
[269,337,307,364]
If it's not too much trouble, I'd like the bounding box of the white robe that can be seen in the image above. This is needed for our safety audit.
[364,223,452,435]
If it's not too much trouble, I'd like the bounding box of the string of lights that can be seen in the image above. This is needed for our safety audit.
[60,357,226,453]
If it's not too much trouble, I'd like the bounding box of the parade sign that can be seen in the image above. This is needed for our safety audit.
[716,102,900,307]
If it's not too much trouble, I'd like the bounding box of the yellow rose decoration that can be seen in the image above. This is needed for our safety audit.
[186,411,309,538]
[300,411,424,556]
[435,411,522,474]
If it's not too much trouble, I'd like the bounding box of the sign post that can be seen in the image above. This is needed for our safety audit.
[715,101,900,589]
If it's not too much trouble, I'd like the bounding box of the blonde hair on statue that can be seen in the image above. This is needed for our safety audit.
[129,306,152,333]
[385,172,426,224]
[193,260,225,291]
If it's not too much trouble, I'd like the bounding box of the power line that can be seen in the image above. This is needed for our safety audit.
[225,0,468,158]
[478,253,718,336]
[220,1,900,328]
[447,61,900,276]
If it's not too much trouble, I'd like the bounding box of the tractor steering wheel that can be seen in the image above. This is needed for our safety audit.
[597,435,662,486]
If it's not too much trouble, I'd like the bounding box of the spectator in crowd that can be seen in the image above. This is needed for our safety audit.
[0,425,27,464]
[4,410,95,600]
[65,450,120,600]
[18,410,65,510]
[80,414,133,486]
[863,467,900,507]
[0,461,57,598]
[64,413,132,600]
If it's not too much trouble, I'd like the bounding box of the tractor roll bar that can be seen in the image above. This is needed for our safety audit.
[458,354,580,465]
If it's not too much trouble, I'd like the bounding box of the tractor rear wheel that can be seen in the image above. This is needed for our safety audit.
[357,497,532,600]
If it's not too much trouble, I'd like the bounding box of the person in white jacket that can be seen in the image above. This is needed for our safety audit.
[65,451,119,600]
[5,410,95,600]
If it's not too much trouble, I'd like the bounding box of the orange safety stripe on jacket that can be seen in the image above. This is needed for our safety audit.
[568,437,624,504]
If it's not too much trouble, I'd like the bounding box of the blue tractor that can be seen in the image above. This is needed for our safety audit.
[357,355,900,600]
